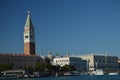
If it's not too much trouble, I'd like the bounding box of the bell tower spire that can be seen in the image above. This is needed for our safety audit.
[24,10,36,55]
[28,10,30,15]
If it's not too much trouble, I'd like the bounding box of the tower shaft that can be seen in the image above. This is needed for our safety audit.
[24,10,35,55]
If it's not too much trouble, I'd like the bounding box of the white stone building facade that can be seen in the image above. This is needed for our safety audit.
[79,54,118,72]
[53,57,87,71]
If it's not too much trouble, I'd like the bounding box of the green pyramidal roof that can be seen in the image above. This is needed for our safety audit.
[25,10,34,28]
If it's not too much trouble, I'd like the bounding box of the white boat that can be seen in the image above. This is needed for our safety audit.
[109,72,118,75]
[64,72,72,76]
[92,69,104,75]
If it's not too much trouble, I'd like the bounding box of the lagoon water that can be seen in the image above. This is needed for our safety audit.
[16,75,120,80]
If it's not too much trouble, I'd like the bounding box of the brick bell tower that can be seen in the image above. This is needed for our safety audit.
[24,10,36,55]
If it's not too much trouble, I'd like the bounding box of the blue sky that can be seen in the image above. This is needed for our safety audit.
[0,0,120,57]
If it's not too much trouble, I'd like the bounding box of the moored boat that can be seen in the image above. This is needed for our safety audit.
[64,72,72,76]
[91,69,104,75]
[108,72,118,75]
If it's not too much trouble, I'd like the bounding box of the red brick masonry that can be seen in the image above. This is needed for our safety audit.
[24,42,35,55]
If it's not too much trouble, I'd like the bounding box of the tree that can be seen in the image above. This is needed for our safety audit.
[35,62,45,72]
[51,65,60,72]
[23,66,34,75]
[0,63,14,71]
[45,57,51,65]
[61,65,76,72]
